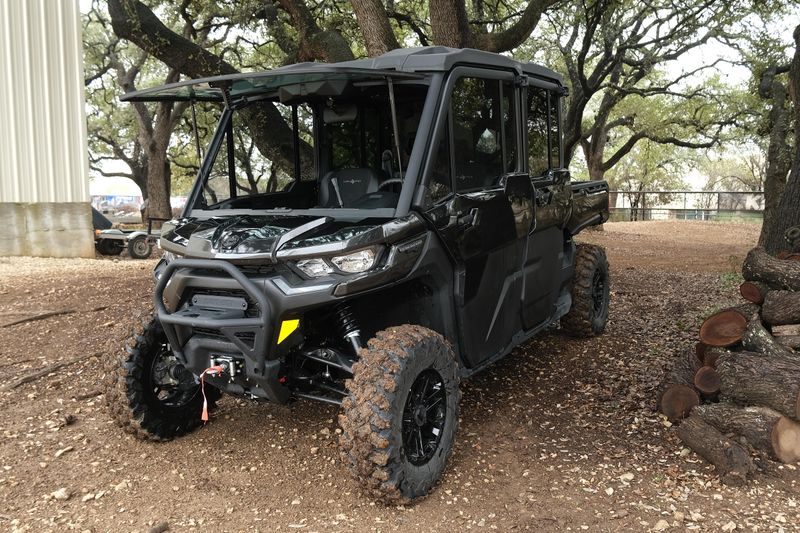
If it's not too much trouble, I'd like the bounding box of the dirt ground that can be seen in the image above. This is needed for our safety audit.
[2,220,798,533]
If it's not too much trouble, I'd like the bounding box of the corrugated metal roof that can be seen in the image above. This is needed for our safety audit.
[0,0,89,203]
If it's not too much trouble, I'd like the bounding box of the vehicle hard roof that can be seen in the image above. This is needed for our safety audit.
[121,46,563,103]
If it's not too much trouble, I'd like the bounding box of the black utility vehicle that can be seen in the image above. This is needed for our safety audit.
[105,47,610,502]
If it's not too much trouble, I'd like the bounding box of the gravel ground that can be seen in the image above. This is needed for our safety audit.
[1,220,798,533]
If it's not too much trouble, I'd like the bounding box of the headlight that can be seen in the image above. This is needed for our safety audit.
[295,258,333,278]
[331,249,376,273]
[162,251,177,264]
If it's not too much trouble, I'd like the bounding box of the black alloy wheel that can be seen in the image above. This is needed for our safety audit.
[402,369,447,466]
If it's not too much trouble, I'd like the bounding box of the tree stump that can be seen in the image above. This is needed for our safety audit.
[739,281,771,305]
[718,352,800,420]
[742,247,800,291]
[674,414,755,486]
[695,404,800,463]
[762,291,800,326]
[742,314,796,359]
[699,309,748,347]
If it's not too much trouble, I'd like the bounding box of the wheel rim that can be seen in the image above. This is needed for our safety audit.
[402,368,447,466]
[149,343,197,408]
[591,268,606,315]
[132,239,149,256]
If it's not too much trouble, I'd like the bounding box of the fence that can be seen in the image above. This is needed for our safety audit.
[608,190,764,223]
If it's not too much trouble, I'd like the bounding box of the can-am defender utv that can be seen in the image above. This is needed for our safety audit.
[104,47,610,503]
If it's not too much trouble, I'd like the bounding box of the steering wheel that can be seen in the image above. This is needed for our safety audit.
[378,178,404,191]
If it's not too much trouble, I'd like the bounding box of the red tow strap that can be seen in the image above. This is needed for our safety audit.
[200,366,224,424]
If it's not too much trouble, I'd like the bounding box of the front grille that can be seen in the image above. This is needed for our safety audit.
[238,264,275,276]
[185,288,260,317]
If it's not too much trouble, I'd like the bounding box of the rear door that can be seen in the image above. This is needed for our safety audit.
[422,69,534,368]
[520,81,572,330]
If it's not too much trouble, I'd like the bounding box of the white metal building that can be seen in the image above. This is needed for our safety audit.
[0,0,94,257]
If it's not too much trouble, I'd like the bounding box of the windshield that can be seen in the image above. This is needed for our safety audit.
[189,80,429,216]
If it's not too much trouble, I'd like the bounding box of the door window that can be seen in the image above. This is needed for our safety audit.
[526,87,562,175]
[451,77,518,191]
[527,88,549,177]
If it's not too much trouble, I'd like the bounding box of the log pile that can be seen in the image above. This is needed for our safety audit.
[660,247,800,485]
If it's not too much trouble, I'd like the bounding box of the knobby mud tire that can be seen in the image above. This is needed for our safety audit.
[104,312,219,441]
[561,243,610,337]
[339,325,460,504]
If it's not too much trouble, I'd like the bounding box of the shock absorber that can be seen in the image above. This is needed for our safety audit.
[334,303,363,356]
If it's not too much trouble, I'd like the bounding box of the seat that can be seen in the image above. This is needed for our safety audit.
[318,168,383,207]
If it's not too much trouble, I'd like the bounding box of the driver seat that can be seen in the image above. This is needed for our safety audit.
[318,168,383,207]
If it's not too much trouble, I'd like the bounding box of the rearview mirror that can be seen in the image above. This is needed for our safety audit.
[323,104,358,124]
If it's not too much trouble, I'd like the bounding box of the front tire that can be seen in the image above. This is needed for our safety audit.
[339,325,460,503]
[561,243,610,337]
[104,313,219,441]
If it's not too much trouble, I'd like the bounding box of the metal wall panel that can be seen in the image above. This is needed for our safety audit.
[0,0,89,203]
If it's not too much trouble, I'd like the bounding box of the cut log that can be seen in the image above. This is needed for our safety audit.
[705,347,729,368]
[742,247,800,291]
[727,302,762,319]
[694,366,721,397]
[742,314,796,359]
[664,349,702,388]
[717,352,800,419]
[660,385,700,422]
[658,349,701,421]
[739,281,771,305]
[776,335,800,350]
[699,309,748,347]
[674,414,755,486]
[695,403,800,463]
[696,343,730,368]
[762,291,800,326]
[773,324,800,337]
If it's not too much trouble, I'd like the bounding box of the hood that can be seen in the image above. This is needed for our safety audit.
[160,215,378,260]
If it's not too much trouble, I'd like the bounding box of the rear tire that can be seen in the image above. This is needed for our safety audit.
[96,238,124,256]
[339,325,460,503]
[104,313,219,441]
[561,243,610,337]
[128,235,152,259]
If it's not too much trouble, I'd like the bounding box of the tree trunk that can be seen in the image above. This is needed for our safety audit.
[758,66,792,251]
[762,291,800,326]
[742,247,800,291]
[674,414,755,486]
[742,314,796,359]
[699,309,748,347]
[429,0,472,47]
[759,25,800,254]
[694,404,800,463]
[350,0,399,56]
[739,281,771,305]
[718,352,800,419]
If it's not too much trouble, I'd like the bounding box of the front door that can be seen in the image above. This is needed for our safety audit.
[424,73,533,367]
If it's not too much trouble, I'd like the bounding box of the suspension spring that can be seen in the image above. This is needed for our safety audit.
[334,303,363,356]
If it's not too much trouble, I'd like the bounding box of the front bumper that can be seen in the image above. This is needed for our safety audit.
[155,258,314,403]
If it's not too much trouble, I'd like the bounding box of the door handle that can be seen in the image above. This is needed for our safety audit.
[458,208,480,227]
